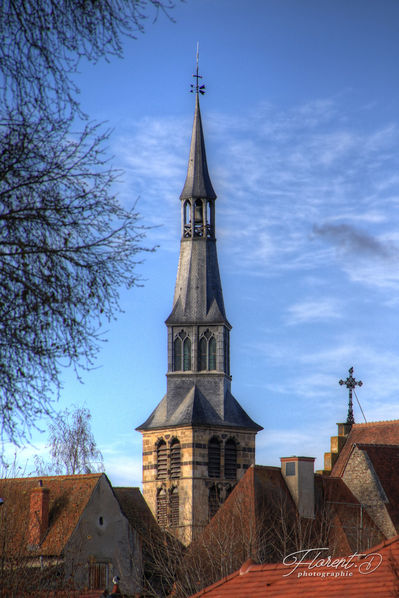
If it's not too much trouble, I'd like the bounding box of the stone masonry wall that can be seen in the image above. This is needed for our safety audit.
[342,445,396,539]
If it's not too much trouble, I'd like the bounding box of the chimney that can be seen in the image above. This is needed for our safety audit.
[280,456,315,519]
[28,481,50,546]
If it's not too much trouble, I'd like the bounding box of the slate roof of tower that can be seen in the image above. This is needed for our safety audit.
[137,385,262,431]
[331,419,399,477]
[180,93,217,201]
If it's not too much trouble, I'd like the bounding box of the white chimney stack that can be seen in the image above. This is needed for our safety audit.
[280,456,315,519]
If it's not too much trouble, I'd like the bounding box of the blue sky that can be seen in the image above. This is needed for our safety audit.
[12,0,399,485]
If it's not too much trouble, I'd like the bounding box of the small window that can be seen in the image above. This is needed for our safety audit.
[199,337,207,371]
[286,462,296,476]
[208,485,219,519]
[170,487,179,527]
[170,438,181,479]
[208,437,221,478]
[174,337,182,371]
[89,562,109,590]
[208,337,216,370]
[224,438,237,479]
[199,331,216,372]
[157,440,167,479]
[157,488,167,527]
[183,337,191,371]
[98,516,104,526]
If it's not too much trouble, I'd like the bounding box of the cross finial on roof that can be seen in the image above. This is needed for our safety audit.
[190,42,206,95]
[339,366,363,425]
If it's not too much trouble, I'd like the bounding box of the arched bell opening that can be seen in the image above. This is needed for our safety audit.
[183,200,191,237]
[194,199,204,236]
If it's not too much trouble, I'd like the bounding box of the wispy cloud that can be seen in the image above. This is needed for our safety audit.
[114,99,399,283]
[286,298,343,325]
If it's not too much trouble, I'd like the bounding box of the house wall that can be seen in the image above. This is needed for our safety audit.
[64,475,142,595]
[342,446,396,539]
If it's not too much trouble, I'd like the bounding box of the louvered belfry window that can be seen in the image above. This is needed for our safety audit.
[157,488,167,527]
[170,487,179,527]
[224,438,237,479]
[157,440,167,479]
[208,485,219,519]
[170,438,181,479]
[208,437,221,478]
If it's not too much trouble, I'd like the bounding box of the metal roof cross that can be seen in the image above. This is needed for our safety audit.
[339,366,363,425]
[190,42,206,95]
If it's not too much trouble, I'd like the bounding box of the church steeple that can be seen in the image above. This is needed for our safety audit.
[180,93,216,203]
[137,65,262,545]
[167,86,227,329]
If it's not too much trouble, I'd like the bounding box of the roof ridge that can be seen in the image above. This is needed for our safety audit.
[356,442,399,449]
[0,472,103,482]
[353,419,399,427]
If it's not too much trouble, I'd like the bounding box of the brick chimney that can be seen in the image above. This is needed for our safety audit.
[281,456,315,519]
[28,481,50,546]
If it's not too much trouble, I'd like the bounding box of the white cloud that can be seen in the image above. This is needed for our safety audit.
[286,298,343,325]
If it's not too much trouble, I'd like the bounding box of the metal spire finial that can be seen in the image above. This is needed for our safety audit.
[339,366,363,425]
[190,42,206,95]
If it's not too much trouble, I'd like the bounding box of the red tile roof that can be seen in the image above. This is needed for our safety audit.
[0,473,103,556]
[189,534,399,597]
[331,420,399,477]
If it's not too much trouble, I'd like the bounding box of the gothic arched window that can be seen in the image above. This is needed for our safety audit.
[224,438,237,479]
[157,440,167,480]
[183,337,191,371]
[208,337,216,370]
[156,488,167,527]
[199,337,207,371]
[170,438,181,479]
[170,487,179,527]
[173,337,182,371]
[208,437,221,478]
[199,330,216,371]
[174,331,191,371]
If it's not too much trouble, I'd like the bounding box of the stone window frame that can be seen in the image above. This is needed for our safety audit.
[199,329,217,371]
[173,330,191,371]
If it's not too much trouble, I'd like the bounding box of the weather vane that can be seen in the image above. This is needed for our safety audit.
[190,42,206,95]
[339,366,363,425]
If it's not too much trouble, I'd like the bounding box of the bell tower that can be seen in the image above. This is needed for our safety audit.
[137,64,262,545]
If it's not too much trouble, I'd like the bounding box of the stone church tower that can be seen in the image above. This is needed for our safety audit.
[137,86,262,545]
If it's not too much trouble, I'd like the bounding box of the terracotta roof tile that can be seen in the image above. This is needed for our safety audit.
[331,420,399,477]
[189,534,399,597]
[0,473,102,556]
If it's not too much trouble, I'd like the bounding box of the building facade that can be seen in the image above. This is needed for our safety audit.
[137,88,262,544]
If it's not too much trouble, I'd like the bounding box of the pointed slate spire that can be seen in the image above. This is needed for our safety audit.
[180,93,217,201]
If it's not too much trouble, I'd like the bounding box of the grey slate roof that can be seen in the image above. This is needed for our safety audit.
[165,239,229,326]
[180,93,217,201]
[137,385,262,431]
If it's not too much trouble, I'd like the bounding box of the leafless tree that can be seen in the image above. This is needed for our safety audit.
[0,0,177,446]
[34,406,104,475]
[140,480,384,598]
